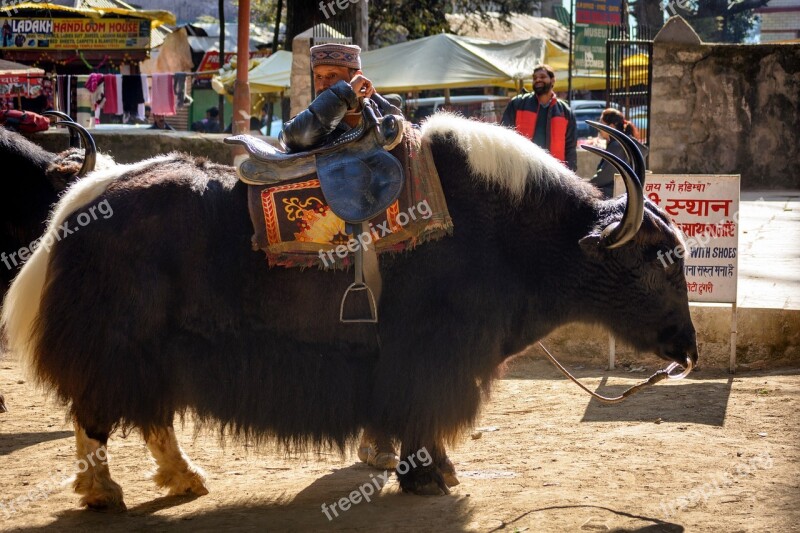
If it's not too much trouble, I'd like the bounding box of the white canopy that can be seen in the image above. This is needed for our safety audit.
[361,33,557,92]
[214,33,608,95]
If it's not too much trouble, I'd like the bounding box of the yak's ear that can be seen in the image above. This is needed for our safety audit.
[579,233,604,260]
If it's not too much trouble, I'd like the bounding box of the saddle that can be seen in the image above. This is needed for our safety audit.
[225,100,407,322]
[225,100,405,223]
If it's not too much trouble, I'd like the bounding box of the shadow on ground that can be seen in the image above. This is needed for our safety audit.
[580,377,733,426]
[0,431,73,456]
[11,465,475,532]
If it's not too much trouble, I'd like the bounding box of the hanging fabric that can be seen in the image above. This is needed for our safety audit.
[173,72,187,108]
[114,74,123,115]
[151,73,175,115]
[137,74,148,121]
[102,74,119,114]
[122,74,144,114]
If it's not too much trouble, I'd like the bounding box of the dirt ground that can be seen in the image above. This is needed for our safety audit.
[1,350,798,533]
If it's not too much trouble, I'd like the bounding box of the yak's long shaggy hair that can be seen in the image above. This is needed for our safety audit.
[2,114,608,456]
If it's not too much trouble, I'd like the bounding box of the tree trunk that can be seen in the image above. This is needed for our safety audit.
[632,0,665,39]
[285,1,324,51]
[272,0,283,52]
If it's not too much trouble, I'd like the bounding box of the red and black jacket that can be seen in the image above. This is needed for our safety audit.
[501,92,577,172]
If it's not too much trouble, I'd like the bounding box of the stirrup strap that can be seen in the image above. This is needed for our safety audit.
[340,222,378,323]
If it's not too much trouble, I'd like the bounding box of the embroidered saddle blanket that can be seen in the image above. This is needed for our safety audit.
[248,124,452,269]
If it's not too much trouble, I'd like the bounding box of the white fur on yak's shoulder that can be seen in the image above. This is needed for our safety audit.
[419,112,572,202]
[1,154,178,368]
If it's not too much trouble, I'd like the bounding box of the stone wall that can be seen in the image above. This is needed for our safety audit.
[650,17,800,189]
[30,130,280,166]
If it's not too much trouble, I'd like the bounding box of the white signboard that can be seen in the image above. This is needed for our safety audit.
[615,174,740,303]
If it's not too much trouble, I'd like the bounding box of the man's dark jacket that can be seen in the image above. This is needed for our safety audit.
[280,80,401,153]
[501,92,577,172]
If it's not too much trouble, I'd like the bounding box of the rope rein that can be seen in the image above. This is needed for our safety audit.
[537,342,691,404]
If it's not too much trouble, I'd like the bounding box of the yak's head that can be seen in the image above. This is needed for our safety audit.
[576,122,698,370]
[1,118,97,284]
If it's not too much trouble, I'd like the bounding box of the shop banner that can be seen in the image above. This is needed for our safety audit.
[0,74,47,98]
[574,24,608,74]
[576,0,623,26]
[0,18,150,50]
[196,50,270,74]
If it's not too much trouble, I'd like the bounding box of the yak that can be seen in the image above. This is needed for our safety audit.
[1,113,697,510]
[0,117,98,297]
[0,117,98,414]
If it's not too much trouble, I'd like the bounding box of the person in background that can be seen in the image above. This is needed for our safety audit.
[589,108,649,198]
[149,113,175,131]
[501,64,577,171]
[192,106,222,133]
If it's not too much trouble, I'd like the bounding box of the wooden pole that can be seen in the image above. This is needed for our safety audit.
[730,303,738,374]
[233,0,251,138]
[218,0,225,129]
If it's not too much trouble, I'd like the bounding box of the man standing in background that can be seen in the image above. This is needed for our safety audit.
[501,64,577,171]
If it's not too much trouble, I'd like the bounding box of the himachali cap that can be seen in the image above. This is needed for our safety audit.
[310,43,362,70]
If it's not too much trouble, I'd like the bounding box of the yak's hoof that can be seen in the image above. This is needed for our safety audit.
[358,446,399,470]
[154,467,210,496]
[398,466,451,495]
[84,498,127,513]
[439,458,460,487]
[80,488,127,513]
[75,473,126,512]
[442,472,460,487]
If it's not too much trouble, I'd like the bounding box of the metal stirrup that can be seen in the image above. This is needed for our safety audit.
[340,222,378,323]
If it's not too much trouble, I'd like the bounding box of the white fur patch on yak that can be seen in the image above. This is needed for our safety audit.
[419,112,574,203]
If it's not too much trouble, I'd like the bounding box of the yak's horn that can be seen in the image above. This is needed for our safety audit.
[43,111,80,148]
[56,120,96,177]
[586,120,646,186]
[582,144,644,249]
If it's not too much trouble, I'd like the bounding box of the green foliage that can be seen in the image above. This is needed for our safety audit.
[369,0,539,44]
[246,0,282,27]
[669,0,769,43]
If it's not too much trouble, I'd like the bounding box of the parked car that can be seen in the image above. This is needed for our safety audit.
[404,95,510,124]
[569,100,617,140]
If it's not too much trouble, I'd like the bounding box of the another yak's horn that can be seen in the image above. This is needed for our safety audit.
[43,110,80,148]
[56,120,96,177]
[582,143,644,249]
[586,119,646,186]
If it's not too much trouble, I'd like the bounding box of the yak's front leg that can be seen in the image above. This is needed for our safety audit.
[397,440,459,495]
[144,424,209,496]
[72,420,125,511]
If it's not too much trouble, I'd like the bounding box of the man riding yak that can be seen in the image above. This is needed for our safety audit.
[280,43,402,471]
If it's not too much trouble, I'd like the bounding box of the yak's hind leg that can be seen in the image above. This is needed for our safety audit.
[144,425,209,496]
[397,440,459,495]
[72,421,125,511]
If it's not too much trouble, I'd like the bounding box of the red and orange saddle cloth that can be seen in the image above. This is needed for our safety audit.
[248,125,453,268]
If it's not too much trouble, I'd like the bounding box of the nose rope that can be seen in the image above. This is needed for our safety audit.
[537,342,690,404]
